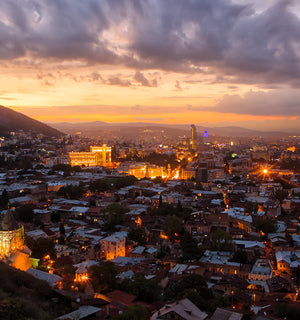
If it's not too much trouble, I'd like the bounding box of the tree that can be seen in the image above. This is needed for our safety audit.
[104,203,128,230]
[89,261,118,293]
[59,223,65,236]
[25,236,56,260]
[117,305,148,320]
[163,215,182,243]
[57,182,85,199]
[128,228,146,246]
[90,179,112,193]
[0,189,9,209]
[164,274,211,303]
[296,266,300,290]
[120,274,160,303]
[59,223,66,244]
[164,274,228,312]
[180,231,203,261]
[53,256,75,278]
[254,219,276,235]
[231,249,248,264]
[158,194,162,207]
[114,175,137,189]
[150,203,174,216]
[275,189,288,205]
[211,228,233,251]
[176,200,183,212]
[245,201,258,214]
[15,205,34,223]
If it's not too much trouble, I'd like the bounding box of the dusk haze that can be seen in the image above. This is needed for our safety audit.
[0,0,299,132]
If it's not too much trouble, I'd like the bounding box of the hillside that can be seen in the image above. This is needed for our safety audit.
[50,121,291,139]
[0,262,72,319]
[0,105,62,137]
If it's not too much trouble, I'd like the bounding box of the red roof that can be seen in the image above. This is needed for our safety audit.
[87,207,102,214]
[44,228,56,236]
[106,290,136,306]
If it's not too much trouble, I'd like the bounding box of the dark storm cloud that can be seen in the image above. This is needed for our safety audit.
[0,0,300,85]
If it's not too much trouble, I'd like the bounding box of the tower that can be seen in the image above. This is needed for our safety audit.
[191,124,197,150]
[203,130,209,145]
[0,209,24,257]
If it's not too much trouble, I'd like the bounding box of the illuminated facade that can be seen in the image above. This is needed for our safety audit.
[128,163,166,179]
[100,232,126,260]
[0,210,24,257]
[191,124,197,150]
[118,162,167,179]
[69,144,112,167]
[75,265,88,283]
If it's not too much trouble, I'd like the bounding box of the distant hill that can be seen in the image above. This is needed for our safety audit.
[50,121,291,139]
[0,105,62,137]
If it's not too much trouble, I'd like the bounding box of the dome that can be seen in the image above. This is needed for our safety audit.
[1,210,19,231]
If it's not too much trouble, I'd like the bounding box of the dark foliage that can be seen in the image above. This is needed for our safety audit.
[279,158,300,173]
[90,178,112,193]
[164,274,229,312]
[103,203,129,230]
[0,189,9,210]
[89,261,118,293]
[113,175,137,189]
[128,228,147,246]
[126,152,178,169]
[230,249,248,264]
[120,274,160,303]
[277,303,300,320]
[15,205,34,223]
[115,305,149,320]
[25,236,56,260]
[0,262,71,320]
[211,228,233,251]
[254,219,276,235]
[57,182,85,199]
[180,231,203,261]
[150,202,193,220]
[163,215,183,243]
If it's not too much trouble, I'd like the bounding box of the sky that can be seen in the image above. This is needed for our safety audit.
[0,0,300,132]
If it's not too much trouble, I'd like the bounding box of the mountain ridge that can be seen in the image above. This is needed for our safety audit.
[48,121,294,138]
[0,106,62,137]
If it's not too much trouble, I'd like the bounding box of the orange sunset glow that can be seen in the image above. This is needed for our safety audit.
[0,0,299,132]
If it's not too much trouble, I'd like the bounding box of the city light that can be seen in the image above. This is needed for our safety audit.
[0,1,299,318]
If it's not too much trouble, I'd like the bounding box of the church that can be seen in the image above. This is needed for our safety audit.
[0,209,36,271]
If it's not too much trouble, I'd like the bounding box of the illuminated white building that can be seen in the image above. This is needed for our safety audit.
[100,232,126,260]
[69,145,111,167]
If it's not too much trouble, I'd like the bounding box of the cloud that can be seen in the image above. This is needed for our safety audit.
[192,89,300,116]
[88,72,103,81]
[134,71,157,87]
[174,80,182,90]
[107,76,131,87]
[14,104,184,116]
[0,0,299,87]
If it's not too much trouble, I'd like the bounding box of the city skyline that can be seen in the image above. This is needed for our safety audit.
[1,0,300,132]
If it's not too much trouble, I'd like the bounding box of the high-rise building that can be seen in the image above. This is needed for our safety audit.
[191,124,197,150]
